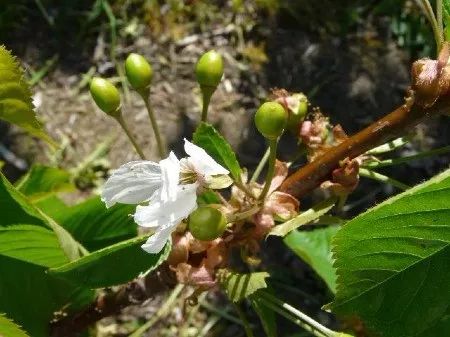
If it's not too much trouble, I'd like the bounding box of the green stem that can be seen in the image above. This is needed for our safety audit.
[115,112,146,159]
[129,284,184,337]
[250,146,270,183]
[417,0,443,51]
[363,145,450,169]
[359,168,410,190]
[138,90,166,158]
[258,298,328,337]
[201,87,214,122]
[260,292,340,337]
[259,139,278,200]
[232,302,255,337]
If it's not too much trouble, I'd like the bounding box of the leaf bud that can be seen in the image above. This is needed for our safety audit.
[188,206,227,241]
[195,50,224,89]
[285,93,308,133]
[125,53,153,90]
[255,101,288,139]
[89,77,121,115]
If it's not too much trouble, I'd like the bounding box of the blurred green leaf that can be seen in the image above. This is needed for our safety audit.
[44,196,137,251]
[269,197,336,237]
[16,165,74,201]
[0,254,93,337]
[49,236,170,288]
[0,314,29,337]
[219,270,269,303]
[0,173,82,260]
[0,46,56,147]
[0,224,93,337]
[193,122,242,181]
[284,226,339,293]
[330,169,450,337]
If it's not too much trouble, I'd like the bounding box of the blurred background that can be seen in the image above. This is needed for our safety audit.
[0,1,449,336]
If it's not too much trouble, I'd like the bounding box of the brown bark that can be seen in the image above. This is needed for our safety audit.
[279,93,450,198]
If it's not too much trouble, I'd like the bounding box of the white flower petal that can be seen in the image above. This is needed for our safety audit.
[183,139,229,176]
[134,183,198,228]
[101,161,162,208]
[159,152,180,202]
[141,223,175,254]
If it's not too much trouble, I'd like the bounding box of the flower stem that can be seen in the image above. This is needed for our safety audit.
[138,90,166,158]
[250,146,270,183]
[114,112,146,159]
[259,138,278,200]
[363,145,450,168]
[201,88,214,122]
[232,302,255,337]
[227,205,261,223]
[417,0,443,51]
[359,168,410,190]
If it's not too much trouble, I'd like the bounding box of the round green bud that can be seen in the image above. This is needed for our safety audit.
[89,77,121,115]
[125,53,153,90]
[188,206,227,241]
[195,50,224,89]
[255,101,288,139]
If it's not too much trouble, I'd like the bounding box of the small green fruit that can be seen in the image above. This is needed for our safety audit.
[189,206,227,241]
[255,101,288,139]
[90,77,121,115]
[125,53,153,90]
[195,50,224,89]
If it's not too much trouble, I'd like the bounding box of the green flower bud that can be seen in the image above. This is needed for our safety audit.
[255,101,288,139]
[89,77,121,115]
[188,206,227,241]
[125,53,153,90]
[195,50,224,89]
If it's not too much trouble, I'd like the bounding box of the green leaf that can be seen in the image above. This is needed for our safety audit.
[269,197,336,237]
[46,196,137,251]
[0,173,82,260]
[0,314,30,337]
[444,1,450,18]
[218,270,269,303]
[250,291,277,337]
[0,254,93,337]
[330,169,450,337]
[49,236,170,288]
[197,190,222,205]
[0,224,68,267]
[0,46,56,147]
[193,122,242,181]
[284,226,339,293]
[0,224,93,337]
[416,308,450,337]
[16,165,74,201]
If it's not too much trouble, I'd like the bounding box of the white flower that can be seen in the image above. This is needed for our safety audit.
[182,139,229,176]
[101,140,229,254]
[101,152,179,208]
